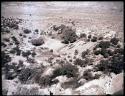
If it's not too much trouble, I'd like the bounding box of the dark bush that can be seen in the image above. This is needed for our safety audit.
[69,59,72,62]
[94,59,110,73]
[23,29,31,34]
[1,51,11,67]
[27,58,35,63]
[22,50,31,57]
[31,38,44,46]
[12,46,21,55]
[98,36,103,40]
[93,74,101,79]
[91,36,97,42]
[74,50,78,55]
[87,39,90,42]
[107,49,114,56]
[94,50,100,55]
[5,71,17,80]
[35,29,38,32]
[94,53,123,74]
[100,48,109,58]
[83,70,94,81]
[11,36,19,45]
[81,49,89,58]
[52,64,78,78]
[74,58,86,67]
[53,25,60,31]
[3,62,24,80]
[114,48,123,54]
[19,33,22,36]
[31,52,36,57]
[35,75,54,87]
[3,38,10,42]
[88,35,91,39]
[110,54,123,74]
[80,33,86,38]
[62,78,80,89]
[61,26,77,44]
[110,37,119,45]
[18,68,35,83]
[98,41,110,49]
[50,49,53,53]
[116,44,121,48]
[1,42,7,47]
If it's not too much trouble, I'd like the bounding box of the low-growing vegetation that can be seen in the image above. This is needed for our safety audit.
[81,49,89,58]
[23,29,31,34]
[52,64,78,78]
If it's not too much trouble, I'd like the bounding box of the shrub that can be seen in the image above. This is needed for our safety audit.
[52,64,78,78]
[23,29,31,34]
[19,33,22,36]
[3,63,24,80]
[27,57,35,63]
[74,58,87,67]
[3,38,10,42]
[35,29,38,32]
[31,38,44,46]
[1,51,11,67]
[114,48,123,54]
[107,49,114,56]
[80,33,86,38]
[13,46,21,55]
[94,53,123,74]
[83,70,94,81]
[88,35,91,39]
[110,54,123,74]
[53,25,59,31]
[91,36,97,42]
[98,41,110,49]
[93,74,101,79]
[22,50,31,57]
[87,39,90,42]
[31,52,36,57]
[74,49,78,55]
[35,75,53,87]
[100,48,109,58]
[94,59,110,73]
[110,37,119,45]
[61,26,77,44]
[18,68,35,83]
[94,50,100,55]
[15,86,39,95]
[50,49,53,53]
[81,49,89,58]
[11,36,19,45]
[1,42,7,47]
[98,36,103,40]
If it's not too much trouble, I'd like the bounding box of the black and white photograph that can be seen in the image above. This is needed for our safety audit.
[1,1,124,95]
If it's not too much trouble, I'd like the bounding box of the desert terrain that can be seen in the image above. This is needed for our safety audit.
[1,2,124,95]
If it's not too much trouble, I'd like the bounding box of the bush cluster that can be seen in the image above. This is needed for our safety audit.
[91,36,97,42]
[52,64,78,78]
[61,26,77,44]
[23,29,31,34]
[81,49,89,58]
[110,37,119,45]
[94,52,123,74]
